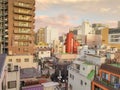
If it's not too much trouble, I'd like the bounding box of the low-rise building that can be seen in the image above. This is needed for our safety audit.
[37,48,51,59]
[92,63,120,90]
[68,59,96,90]
[56,54,77,63]
[6,55,37,68]
[0,54,20,90]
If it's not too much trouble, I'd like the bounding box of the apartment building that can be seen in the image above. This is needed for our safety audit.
[92,63,120,90]
[0,0,35,55]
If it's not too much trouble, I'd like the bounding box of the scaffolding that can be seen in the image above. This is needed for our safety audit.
[0,0,8,54]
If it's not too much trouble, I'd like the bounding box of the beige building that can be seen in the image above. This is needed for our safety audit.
[6,55,37,68]
[36,27,46,44]
[56,54,77,63]
[0,0,35,55]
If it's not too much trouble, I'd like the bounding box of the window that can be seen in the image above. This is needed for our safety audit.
[41,51,44,54]
[83,67,85,70]
[102,72,108,80]
[76,64,80,70]
[9,59,12,62]
[16,59,21,62]
[81,80,83,85]
[8,81,16,89]
[24,58,29,62]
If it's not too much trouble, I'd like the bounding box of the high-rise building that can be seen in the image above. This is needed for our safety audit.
[35,27,46,44]
[0,0,35,55]
[45,27,59,45]
[65,31,80,54]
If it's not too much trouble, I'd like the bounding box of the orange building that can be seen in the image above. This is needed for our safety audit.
[92,64,120,90]
[65,31,80,54]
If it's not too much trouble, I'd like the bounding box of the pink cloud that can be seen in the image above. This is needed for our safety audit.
[35,14,77,34]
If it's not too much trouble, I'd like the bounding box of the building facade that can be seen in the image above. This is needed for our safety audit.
[45,27,59,46]
[92,64,120,90]
[35,27,46,44]
[65,31,80,54]
[0,0,35,55]
[101,28,120,49]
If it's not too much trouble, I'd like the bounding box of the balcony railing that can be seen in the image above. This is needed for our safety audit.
[14,2,32,9]
[94,76,120,90]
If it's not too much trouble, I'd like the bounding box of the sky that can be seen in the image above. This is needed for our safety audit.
[35,0,120,34]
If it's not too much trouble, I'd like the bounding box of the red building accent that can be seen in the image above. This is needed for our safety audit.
[65,32,80,54]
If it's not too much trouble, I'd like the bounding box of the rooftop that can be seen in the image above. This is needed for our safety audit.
[20,67,41,79]
[100,64,120,75]
[109,63,120,68]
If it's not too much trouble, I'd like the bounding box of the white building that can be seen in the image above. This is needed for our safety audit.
[45,27,59,45]
[37,48,51,59]
[68,60,95,90]
[0,54,20,90]
[68,45,118,90]
[6,55,37,68]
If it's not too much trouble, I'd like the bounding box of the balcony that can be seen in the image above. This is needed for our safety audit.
[14,9,33,16]
[14,23,32,28]
[14,17,32,22]
[93,76,120,90]
[14,2,33,9]
[14,30,31,35]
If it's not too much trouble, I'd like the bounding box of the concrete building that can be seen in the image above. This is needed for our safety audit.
[6,55,37,68]
[37,48,51,59]
[35,27,46,44]
[0,0,35,55]
[101,28,120,49]
[45,27,59,46]
[92,63,120,90]
[68,59,96,90]
[53,40,66,54]
[0,54,20,90]
[65,31,80,54]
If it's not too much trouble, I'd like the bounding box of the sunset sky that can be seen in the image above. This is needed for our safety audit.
[35,0,120,34]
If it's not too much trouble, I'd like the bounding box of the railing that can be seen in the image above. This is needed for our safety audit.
[94,76,120,90]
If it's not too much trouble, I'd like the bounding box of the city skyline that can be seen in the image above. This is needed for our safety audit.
[35,0,120,34]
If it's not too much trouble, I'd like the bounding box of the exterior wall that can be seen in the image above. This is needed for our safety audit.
[101,28,120,49]
[7,0,35,55]
[38,50,51,59]
[45,27,59,44]
[86,54,106,65]
[6,71,20,90]
[101,28,109,45]
[68,68,91,90]
[65,32,80,54]
[6,55,37,68]
[36,28,46,44]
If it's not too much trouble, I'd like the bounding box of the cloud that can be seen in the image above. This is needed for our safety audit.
[35,14,77,34]
[100,8,111,13]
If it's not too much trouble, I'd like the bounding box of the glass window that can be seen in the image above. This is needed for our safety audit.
[24,58,29,62]
[8,81,16,89]
[16,59,21,62]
